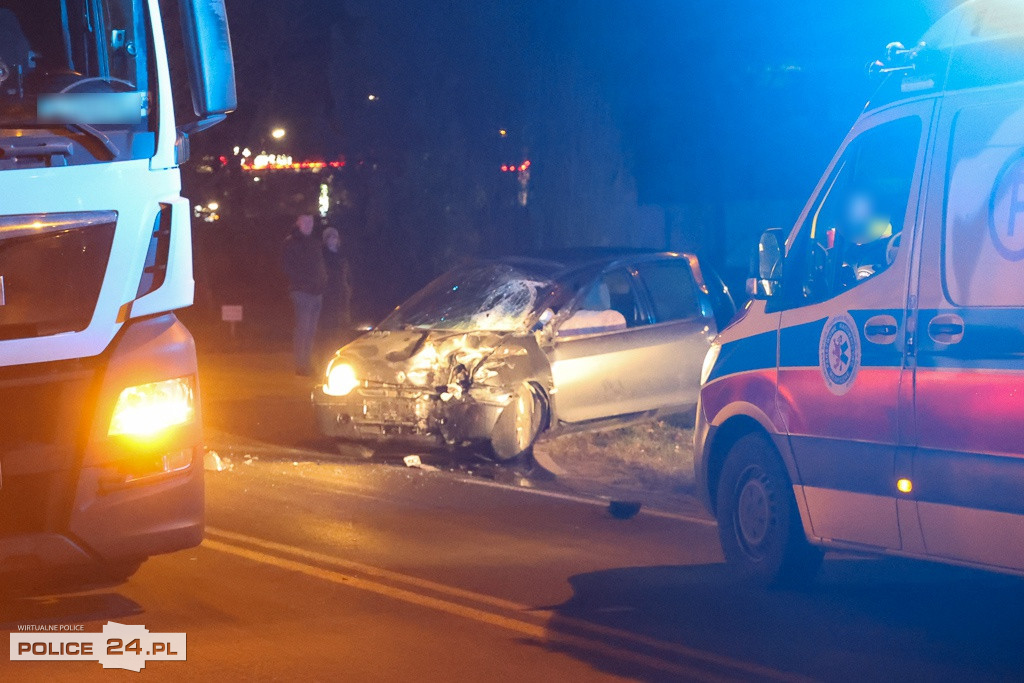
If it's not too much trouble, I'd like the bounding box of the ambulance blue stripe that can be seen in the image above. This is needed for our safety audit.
[794,441,1024,513]
[918,308,1024,370]
[915,449,1024,516]
[790,436,894,498]
[708,308,907,384]
[779,319,825,368]
[705,330,777,383]
[779,310,904,369]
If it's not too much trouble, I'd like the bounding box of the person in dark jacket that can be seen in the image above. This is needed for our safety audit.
[320,227,352,347]
[282,214,327,375]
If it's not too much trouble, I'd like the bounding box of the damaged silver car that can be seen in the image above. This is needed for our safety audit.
[313,252,735,462]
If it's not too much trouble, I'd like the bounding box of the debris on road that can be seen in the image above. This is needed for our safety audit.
[403,454,439,472]
[204,450,230,472]
[608,501,643,519]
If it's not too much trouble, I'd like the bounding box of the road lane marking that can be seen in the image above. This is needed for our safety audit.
[205,528,800,682]
[202,538,733,681]
[207,527,525,612]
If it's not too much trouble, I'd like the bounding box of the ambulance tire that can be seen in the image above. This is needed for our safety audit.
[715,433,823,586]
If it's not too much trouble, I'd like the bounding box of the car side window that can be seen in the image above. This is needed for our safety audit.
[634,260,700,323]
[785,116,922,306]
[578,268,646,328]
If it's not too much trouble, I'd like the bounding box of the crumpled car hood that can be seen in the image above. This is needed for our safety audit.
[336,329,514,389]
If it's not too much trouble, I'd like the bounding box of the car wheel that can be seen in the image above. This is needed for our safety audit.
[715,433,822,586]
[490,383,546,462]
[335,442,375,460]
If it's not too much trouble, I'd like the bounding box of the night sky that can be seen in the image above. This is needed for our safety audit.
[212,0,952,199]
[185,0,961,323]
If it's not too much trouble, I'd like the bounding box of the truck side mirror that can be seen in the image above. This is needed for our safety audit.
[179,0,237,126]
[746,227,784,300]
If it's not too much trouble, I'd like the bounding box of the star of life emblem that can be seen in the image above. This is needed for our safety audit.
[819,313,859,396]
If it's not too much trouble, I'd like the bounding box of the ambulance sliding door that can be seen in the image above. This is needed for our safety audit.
[911,89,1024,570]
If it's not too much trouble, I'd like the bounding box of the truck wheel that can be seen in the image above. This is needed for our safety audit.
[715,433,822,586]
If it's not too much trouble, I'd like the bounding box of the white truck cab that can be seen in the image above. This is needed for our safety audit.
[695,0,1024,583]
[0,0,234,589]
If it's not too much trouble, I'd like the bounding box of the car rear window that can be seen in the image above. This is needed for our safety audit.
[634,260,700,323]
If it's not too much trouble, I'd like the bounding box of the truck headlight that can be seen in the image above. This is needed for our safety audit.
[324,362,359,397]
[700,343,721,386]
[109,377,195,438]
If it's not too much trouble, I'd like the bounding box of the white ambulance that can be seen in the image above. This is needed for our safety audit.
[695,0,1024,583]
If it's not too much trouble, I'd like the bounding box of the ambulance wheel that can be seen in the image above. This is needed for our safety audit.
[715,433,822,586]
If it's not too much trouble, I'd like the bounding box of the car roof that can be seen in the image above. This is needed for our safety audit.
[501,249,698,278]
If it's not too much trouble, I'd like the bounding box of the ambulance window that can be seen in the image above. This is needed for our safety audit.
[944,101,1024,307]
[634,260,700,323]
[787,117,922,305]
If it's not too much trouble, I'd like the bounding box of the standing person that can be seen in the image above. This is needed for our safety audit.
[282,214,327,375]
[320,227,352,347]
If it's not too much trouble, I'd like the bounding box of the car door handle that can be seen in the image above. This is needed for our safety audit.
[928,313,965,344]
[863,314,898,344]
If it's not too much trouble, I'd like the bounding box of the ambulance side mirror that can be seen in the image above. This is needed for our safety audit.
[746,228,784,300]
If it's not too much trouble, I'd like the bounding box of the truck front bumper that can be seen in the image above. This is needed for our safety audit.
[0,314,204,585]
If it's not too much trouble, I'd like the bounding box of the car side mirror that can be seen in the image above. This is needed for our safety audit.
[746,227,784,300]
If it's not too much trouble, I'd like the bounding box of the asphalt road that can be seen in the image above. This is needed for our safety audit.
[4,353,1024,680]
[5,448,1024,681]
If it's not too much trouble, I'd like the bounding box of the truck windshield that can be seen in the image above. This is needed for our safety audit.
[0,0,146,125]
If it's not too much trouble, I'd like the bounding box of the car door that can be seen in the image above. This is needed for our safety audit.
[549,263,703,423]
[632,257,716,410]
[910,89,1024,570]
[776,105,930,549]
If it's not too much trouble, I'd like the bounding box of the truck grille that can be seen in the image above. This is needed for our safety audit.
[0,357,98,536]
[0,211,117,340]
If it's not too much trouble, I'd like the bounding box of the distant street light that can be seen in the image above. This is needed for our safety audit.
[271,128,286,140]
